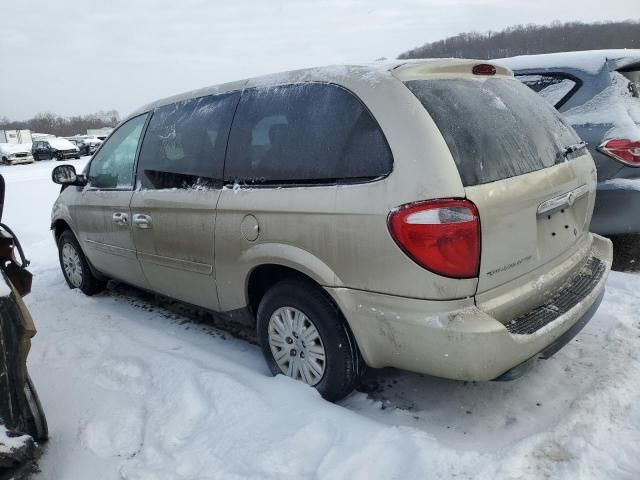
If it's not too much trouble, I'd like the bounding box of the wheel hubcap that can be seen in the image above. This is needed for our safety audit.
[268,306,326,386]
[62,243,83,287]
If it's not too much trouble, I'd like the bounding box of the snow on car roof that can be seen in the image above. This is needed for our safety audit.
[495,49,640,75]
[129,59,508,119]
[47,137,77,150]
[0,143,32,154]
[563,71,640,142]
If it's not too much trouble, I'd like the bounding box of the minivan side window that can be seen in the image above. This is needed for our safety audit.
[88,114,148,189]
[225,82,392,184]
[137,92,240,189]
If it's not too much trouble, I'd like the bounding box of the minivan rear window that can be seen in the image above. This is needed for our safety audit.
[405,78,581,187]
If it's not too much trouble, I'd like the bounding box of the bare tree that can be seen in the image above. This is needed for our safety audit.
[0,111,121,137]
[398,20,640,60]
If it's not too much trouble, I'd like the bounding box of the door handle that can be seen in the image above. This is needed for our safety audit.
[133,213,152,229]
[112,212,129,226]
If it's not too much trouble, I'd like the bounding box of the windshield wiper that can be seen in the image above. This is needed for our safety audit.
[563,141,588,158]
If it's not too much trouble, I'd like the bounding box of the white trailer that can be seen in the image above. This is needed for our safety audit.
[0,130,32,145]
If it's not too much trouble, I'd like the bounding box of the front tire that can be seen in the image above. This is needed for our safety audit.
[57,230,106,295]
[23,373,48,442]
[257,280,359,401]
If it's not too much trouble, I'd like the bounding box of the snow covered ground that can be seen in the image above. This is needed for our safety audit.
[2,159,640,479]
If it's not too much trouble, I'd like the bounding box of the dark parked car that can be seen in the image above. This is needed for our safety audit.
[66,138,98,157]
[32,138,80,161]
[496,50,640,235]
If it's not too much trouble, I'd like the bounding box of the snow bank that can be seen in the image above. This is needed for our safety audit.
[0,160,639,479]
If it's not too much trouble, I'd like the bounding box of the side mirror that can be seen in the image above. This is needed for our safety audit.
[52,164,86,186]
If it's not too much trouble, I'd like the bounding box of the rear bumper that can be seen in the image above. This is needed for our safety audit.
[495,287,604,380]
[326,234,612,381]
[591,181,640,235]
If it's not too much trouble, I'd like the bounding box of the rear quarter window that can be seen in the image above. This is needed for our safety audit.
[405,78,581,187]
[225,82,392,184]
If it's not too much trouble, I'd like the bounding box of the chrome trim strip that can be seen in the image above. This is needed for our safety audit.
[537,184,589,217]
[138,251,213,275]
[84,239,136,259]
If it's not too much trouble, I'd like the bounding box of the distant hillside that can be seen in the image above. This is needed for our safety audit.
[398,20,640,60]
[0,111,120,137]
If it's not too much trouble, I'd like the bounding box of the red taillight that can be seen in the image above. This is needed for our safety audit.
[388,199,480,279]
[472,64,496,76]
[598,139,640,166]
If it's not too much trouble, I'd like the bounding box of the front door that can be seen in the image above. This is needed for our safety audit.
[32,142,41,160]
[75,114,149,288]
[41,141,53,160]
[130,92,240,311]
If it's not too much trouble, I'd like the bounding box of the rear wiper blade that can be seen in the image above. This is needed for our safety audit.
[563,141,588,158]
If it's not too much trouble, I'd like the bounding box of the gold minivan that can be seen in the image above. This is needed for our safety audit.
[51,59,612,400]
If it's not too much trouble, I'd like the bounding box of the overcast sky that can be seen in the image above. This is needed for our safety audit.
[1,0,639,120]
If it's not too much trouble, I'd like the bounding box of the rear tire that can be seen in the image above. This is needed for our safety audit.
[57,230,106,295]
[257,280,359,401]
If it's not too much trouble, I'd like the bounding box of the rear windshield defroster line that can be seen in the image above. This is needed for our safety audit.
[404,78,581,187]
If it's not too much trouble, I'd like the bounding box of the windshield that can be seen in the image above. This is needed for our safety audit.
[404,77,581,187]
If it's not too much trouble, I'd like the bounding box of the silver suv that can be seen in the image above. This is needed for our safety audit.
[50,60,612,400]
[496,50,640,235]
